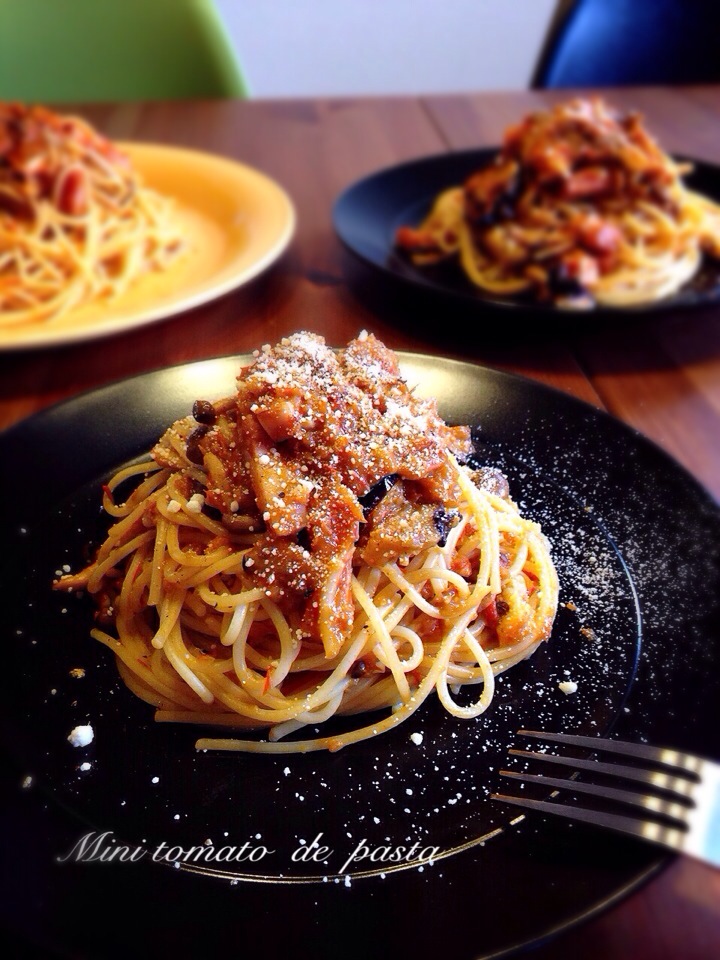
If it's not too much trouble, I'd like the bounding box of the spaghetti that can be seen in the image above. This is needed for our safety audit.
[54,332,558,753]
[396,97,720,307]
[0,102,186,327]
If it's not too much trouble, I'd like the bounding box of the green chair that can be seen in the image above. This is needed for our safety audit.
[0,0,248,103]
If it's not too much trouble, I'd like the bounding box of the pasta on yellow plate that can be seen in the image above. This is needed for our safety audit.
[54,332,558,753]
[396,97,720,308]
[0,102,185,327]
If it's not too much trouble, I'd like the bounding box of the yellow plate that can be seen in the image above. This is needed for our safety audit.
[0,144,296,350]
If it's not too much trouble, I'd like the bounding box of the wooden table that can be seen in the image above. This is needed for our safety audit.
[1,88,719,959]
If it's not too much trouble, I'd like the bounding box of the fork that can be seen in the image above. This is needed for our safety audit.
[491,730,720,869]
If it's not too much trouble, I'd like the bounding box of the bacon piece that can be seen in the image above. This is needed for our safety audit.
[244,475,362,658]
[563,166,612,199]
[237,408,311,537]
[54,166,89,216]
[151,416,195,469]
[305,477,364,656]
[394,225,443,255]
[577,216,622,255]
[359,481,441,567]
[53,566,95,592]
[253,390,303,442]
[470,466,510,500]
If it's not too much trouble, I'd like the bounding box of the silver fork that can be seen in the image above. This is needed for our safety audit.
[491,730,720,869]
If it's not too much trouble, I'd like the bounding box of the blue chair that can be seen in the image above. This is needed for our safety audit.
[533,0,720,88]
[0,0,247,103]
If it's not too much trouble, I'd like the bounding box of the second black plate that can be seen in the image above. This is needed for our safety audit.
[333,149,720,315]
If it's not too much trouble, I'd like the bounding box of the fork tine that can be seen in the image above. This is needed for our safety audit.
[496,732,720,868]
[490,791,688,850]
[518,730,702,778]
[509,748,697,798]
[499,769,692,822]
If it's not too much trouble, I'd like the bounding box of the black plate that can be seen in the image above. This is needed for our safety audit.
[1,354,719,960]
[333,149,720,315]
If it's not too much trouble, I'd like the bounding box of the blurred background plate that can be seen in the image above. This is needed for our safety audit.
[333,148,720,316]
[0,144,296,351]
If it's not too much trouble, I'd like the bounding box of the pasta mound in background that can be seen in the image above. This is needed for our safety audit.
[396,97,720,308]
[0,102,185,327]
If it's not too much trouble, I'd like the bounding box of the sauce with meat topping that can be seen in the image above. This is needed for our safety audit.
[155,331,472,657]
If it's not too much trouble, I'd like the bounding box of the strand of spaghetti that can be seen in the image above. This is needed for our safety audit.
[90,503,152,568]
[162,623,215,704]
[197,585,266,619]
[388,625,425,672]
[351,575,412,702]
[91,624,199,710]
[261,598,301,688]
[268,684,349,742]
[116,545,151,634]
[148,647,207,709]
[195,608,478,754]
[163,525,234,571]
[366,585,415,634]
[86,529,155,593]
[151,589,186,649]
[106,471,164,519]
[181,661,297,718]
[163,550,246,589]
[278,645,356,672]
[283,624,373,715]
[404,562,471,596]
[181,587,211,620]
[337,675,404,714]
[147,515,169,607]
[235,623,296,676]
[102,462,166,518]
[179,611,223,642]
[90,503,152,566]
[230,601,259,668]
[355,563,382,599]
[191,622,371,724]
[155,710,269,728]
[116,658,167,708]
[424,548,451,596]
[486,636,543,672]
[163,521,220,567]
[108,636,202,709]
[381,563,448,618]
[435,628,495,719]
[176,626,296,713]
[507,540,529,576]
[448,485,500,620]
[171,500,228,536]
